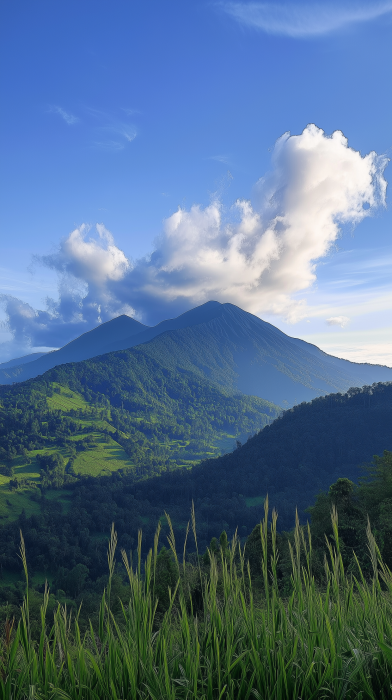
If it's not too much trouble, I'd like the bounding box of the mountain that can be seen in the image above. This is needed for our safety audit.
[64,380,392,540]
[134,304,392,406]
[145,380,392,532]
[1,381,391,583]
[0,340,278,509]
[1,301,392,407]
[0,303,224,385]
[0,351,48,369]
[0,315,147,384]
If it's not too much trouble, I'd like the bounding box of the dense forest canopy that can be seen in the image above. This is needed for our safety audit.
[0,347,278,493]
[0,379,391,611]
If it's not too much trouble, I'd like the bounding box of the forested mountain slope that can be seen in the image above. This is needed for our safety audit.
[127,303,392,406]
[88,379,392,540]
[2,301,392,408]
[1,382,392,588]
[0,342,278,518]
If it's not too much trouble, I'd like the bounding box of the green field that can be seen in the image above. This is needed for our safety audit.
[0,487,41,521]
[46,385,90,412]
[0,483,73,522]
[0,380,272,522]
[0,382,195,521]
[0,384,129,519]
[72,434,133,476]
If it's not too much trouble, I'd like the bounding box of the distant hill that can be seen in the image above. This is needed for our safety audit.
[1,381,391,580]
[0,351,48,369]
[2,301,392,408]
[0,315,147,384]
[0,341,278,519]
[137,380,392,533]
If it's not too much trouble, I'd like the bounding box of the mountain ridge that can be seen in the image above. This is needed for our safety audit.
[1,301,392,407]
[0,314,147,383]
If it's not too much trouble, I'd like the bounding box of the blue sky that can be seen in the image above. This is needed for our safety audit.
[0,0,391,364]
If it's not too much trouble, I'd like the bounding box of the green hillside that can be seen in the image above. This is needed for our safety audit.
[0,351,278,520]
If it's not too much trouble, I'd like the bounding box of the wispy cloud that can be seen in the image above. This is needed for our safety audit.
[122,107,141,117]
[49,105,79,125]
[299,327,392,365]
[221,1,392,37]
[87,108,137,151]
[93,140,126,152]
[209,154,232,165]
[326,315,350,327]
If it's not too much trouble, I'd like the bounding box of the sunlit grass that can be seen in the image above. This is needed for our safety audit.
[46,384,90,412]
[72,436,133,477]
[1,501,392,698]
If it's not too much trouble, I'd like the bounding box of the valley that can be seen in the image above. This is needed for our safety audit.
[0,308,392,698]
[1,301,391,539]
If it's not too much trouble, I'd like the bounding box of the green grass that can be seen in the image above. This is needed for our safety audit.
[73,436,133,476]
[0,383,133,520]
[0,485,73,522]
[0,488,41,521]
[2,505,392,699]
[46,384,90,412]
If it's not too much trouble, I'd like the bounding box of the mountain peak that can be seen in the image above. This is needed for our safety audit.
[2,301,392,405]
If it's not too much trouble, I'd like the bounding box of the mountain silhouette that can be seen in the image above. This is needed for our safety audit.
[0,315,146,384]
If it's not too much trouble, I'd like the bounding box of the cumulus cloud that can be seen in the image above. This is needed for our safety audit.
[119,124,386,323]
[0,226,134,354]
[1,124,388,358]
[221,1,392,37]
[40,224,131,285]
[326,316,350,327]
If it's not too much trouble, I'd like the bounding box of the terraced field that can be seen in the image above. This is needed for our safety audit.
[0,383,249,521]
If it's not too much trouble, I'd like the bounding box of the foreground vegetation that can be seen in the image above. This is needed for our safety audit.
[1,500,392,700]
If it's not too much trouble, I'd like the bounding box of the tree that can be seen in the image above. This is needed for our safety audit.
[219,530,228,555]
[329,478,354,507]
[154,547,178,614]
[38,452,65,489]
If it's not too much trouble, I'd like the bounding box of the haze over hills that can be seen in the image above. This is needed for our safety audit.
[0,352,48,370]
[135,304,392,406]
[0,303,224,385]
[1,301,392,406]
[0,315,147,384]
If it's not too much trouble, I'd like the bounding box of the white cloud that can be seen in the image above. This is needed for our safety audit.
[41,224,131,285]
[117,124,386,323]
[0,226,136,354]
[94,125,137,151]
[49,105,79,125]
[92,140,125,152]
[221,1,392,37]
[326,316,350,327]
[1,124,388,359]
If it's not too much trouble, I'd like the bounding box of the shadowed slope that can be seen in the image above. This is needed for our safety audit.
[2,301,392,408]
